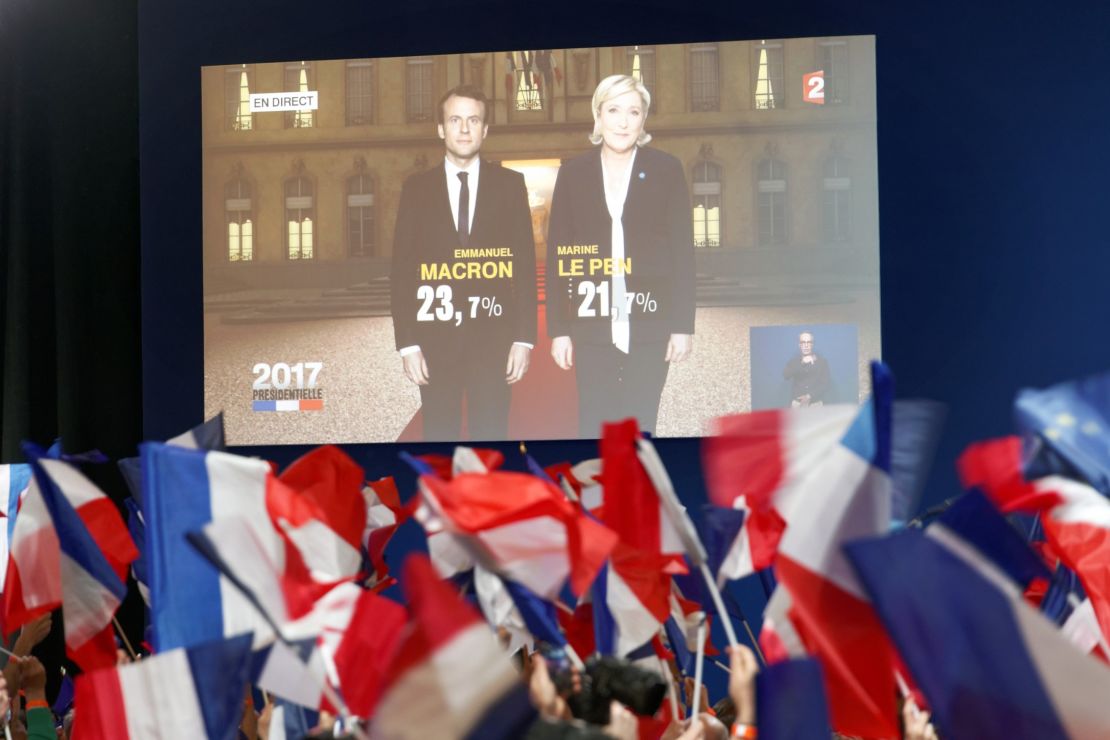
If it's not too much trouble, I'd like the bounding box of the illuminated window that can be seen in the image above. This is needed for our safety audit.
[689,44,720,112]
[511,51,543,112]
[224,66,252,131]
[406,57,434,123]
[346,60,374,125]
[692,161,722,248]
[753,41,784,110]
[823,155,852,243]
[225,177,253,261]
[347,173,376,257]
[284,62,314,129]
[817,39,849,105]
[757,157,787,245]
[285,176,314,260]
[627,46,655,106]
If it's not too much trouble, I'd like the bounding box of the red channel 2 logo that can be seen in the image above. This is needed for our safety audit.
[803,70,825,105]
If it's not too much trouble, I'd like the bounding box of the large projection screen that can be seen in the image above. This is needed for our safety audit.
[201,37,879,445]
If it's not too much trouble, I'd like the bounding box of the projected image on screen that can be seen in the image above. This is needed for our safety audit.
[201,37,880,445]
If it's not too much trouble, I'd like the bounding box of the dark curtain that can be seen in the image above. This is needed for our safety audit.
[1,0,141,684]
[1,0,141,462]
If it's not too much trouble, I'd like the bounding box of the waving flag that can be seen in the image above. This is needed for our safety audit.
[370,555,536,739]
[362,476,408,587]
[772,362,898,738]
[591,543,672,657]
[72,634,253,740]
[848,523,1110,739]
[141,443,280,650]
[273,445,367,587]
[756,658,832,740]
[118,414,226,502]
[600,420,686,567]
[1015,371,1110,493]
[4,446,136,669]
[960,437,1110,646]
[418,470,617,599]
[703,404,858,580]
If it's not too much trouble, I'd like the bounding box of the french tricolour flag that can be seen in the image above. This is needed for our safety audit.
[5,445,137,669]
[142,442,280,650]
[591,542,672,657]
[960,436,1110,646]
[73,633,254,740]
[370,555,536,739]
[419,470,617,599]
[703,404,859,580]
[0,463,31,602]
[772,362,899,738]
[847,499,1110,739]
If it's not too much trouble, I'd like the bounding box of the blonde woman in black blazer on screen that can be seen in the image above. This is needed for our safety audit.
[546,74,695,437]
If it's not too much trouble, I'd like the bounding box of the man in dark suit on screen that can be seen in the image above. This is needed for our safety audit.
[390,85,537,442]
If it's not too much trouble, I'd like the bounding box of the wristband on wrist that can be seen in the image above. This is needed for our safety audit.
[26,699,49,710]
[731,722,757,739]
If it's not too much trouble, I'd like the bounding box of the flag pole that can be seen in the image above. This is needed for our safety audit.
[689,617,707,720]
[112,615,138,660]
[635,437,742,651]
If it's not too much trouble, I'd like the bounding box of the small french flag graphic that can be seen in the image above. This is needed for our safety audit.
[252,400,324,412]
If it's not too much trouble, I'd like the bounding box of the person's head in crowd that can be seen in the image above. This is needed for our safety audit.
[589,74,653,150]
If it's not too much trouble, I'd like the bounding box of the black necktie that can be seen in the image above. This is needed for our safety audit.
[457,171,470,246]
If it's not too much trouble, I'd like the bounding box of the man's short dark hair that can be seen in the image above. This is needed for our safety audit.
[437,84,489,125]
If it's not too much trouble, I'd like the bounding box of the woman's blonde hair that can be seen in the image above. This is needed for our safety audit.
[589,74,652,147]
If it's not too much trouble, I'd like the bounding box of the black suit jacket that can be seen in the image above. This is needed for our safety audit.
[391,160,537,352]
[545,146,695,345]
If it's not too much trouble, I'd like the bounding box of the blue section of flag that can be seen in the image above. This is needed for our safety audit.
[1016,371,1110,494]
[53,674,75,715]
[756,658,832,739]
[890,400,947,523]
[124,498,148,591]
[461,683,537,740]
[398,451,434,476]
[23,443,126,601]
[183,634,254,740]
[6,463,31,544]
[591,564,616,656]
[846,529,1066,740]
[252,401,277,412]
[663,616,694,676]
[936,490,1051,589]
[1039,565,1080,625]
[700,505,745,580]
[141,443,221,651]
[841,361,894,472]
[276,697,317,740]
[190,414,226,450]
[503,579,565,648]
[525,454,556,484]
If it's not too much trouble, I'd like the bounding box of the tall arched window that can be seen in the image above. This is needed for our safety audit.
[627,46,656,106]
[225,177,253,261]
[346,60,374,126]
[823,155,852,243]
[689,43,720,112]
[753,41,784,110]
[692,161,722,248]
[406,57,434,123]
[757,157,787,245]
[284,62,314,129]
[348,173,375,257]
[285,176,314,260]
[224,65,253,131]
